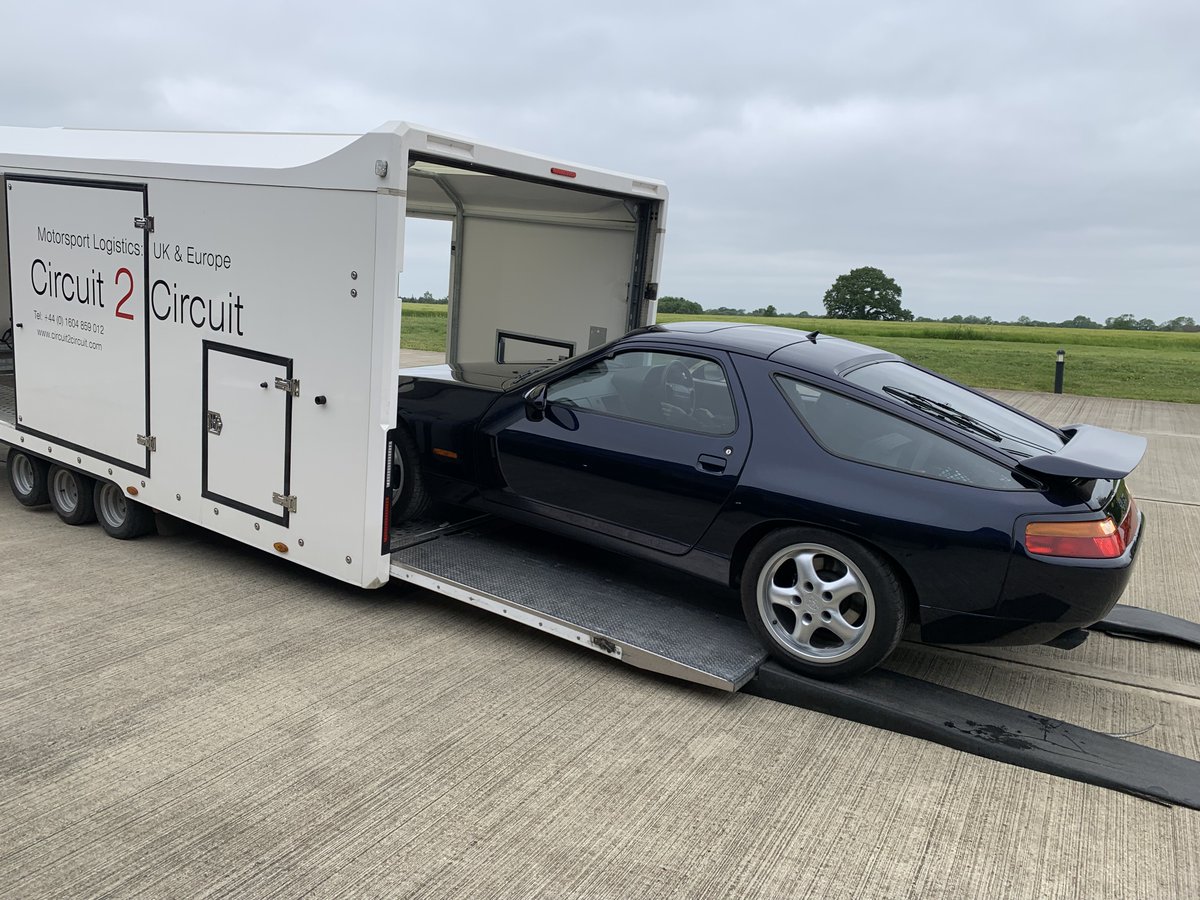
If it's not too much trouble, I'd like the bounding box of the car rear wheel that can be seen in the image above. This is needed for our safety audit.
[93,480,156,539]
[391,427,431,522]
[48,465,97,525]
[741,528,907,680]
[7,449,50,507]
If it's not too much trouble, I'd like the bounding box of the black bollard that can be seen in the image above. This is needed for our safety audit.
[1054,349,1065,394]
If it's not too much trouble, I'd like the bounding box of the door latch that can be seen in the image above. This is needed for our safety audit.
[206,411,223,435]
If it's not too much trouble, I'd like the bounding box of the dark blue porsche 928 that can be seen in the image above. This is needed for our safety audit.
[391,322,1145,679]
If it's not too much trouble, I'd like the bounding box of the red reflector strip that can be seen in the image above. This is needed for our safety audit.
[1026,516,1125,559]
[550,167,577,178]
[432,447,458,459]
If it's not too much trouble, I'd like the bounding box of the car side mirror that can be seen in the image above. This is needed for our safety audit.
[524,383,548,422]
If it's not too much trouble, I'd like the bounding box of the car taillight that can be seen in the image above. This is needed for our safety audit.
[1026,498,1137,560]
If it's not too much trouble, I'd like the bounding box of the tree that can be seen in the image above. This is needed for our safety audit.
[657,295,703,314]
[750,305,778,317]
[1105,313,1138,330]
[822,267,911,321]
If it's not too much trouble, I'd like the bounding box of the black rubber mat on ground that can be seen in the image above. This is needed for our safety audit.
[747,662,1200,810]
[1089,604,1200,649]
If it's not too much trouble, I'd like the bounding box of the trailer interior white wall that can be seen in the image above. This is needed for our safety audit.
[404,157,664,364]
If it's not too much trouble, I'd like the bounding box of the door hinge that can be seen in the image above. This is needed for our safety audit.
[206,411,223,435]
[274,377,300,398]
[134,215,155,232]
[272,492,298,513]
[136,433,157,451]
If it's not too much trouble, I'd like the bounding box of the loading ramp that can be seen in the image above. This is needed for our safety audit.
[390,515,766,691]
[389,513,1200,809]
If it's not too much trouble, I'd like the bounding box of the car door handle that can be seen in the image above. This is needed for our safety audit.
[697,453,727,473]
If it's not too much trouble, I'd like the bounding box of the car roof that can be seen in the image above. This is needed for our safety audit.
[632,322,898,373]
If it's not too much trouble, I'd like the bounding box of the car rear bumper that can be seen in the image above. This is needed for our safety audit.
[917,511,1144,647]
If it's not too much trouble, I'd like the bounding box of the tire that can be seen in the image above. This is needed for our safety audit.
[390,426,431,522]
[7,449,50,507]
[93,480,156,539]
[48,465,97,525]
[741,528,907,680]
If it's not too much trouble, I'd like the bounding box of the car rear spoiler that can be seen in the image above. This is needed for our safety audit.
[1016,424,1147,480]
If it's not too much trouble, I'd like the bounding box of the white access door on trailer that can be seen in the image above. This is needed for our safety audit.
[5,176,152,474]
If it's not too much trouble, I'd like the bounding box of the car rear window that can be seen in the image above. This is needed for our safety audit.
[776,376,1026,490]
[843,361,1064,460]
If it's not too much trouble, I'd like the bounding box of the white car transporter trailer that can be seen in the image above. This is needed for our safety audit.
[3,123,1199,808]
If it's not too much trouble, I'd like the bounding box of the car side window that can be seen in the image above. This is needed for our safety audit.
[546,351,736,434]
[775,376,1024,490]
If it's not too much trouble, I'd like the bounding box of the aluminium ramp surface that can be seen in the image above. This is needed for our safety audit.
[390,523,766,691]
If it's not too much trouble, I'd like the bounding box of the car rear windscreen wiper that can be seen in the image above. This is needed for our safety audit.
[882,386,1006,443]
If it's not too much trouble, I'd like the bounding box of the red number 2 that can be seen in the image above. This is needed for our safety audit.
[114,267,135,320]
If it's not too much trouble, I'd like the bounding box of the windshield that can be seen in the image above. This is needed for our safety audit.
[844,361,1065,459]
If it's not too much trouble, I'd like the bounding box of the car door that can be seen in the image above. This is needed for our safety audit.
[487,348,749,552]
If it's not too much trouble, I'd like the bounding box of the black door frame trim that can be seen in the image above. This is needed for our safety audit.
[4,173,152,477]
[201,340,293,526]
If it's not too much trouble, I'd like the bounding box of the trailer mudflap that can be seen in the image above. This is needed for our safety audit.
[389,519,766,691]
[746,662,1200,810]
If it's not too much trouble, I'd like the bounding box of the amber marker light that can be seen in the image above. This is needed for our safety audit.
[1025,517,1125,559]
[273,542,289,553]
[432,447,458,459]
[126,486,139,496]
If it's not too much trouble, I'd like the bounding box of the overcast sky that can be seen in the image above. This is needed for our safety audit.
[4,0,1198,322]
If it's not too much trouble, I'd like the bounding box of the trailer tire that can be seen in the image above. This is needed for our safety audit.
[7,449,51,507]
[93,480,156,539]
[391,427,431,523]
[741,528,907,680]
[48,466,97,525]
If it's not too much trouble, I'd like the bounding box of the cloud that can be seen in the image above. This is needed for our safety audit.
[3,0,1198,321]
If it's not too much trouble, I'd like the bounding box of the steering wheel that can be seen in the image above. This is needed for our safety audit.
[660,359,696,415]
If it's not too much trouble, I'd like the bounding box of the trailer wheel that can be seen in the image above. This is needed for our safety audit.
[741,528,906,680]
[7,449,51,507]
[48,466,97,525]
[391,427,431,522]
[93,481,156,539]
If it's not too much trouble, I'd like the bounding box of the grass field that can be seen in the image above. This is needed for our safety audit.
[400,304,1200,403]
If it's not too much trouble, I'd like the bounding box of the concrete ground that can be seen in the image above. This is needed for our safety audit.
[1,387,1198,899]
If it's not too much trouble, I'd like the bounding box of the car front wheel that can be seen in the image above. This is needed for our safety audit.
[741,528,907,680]
[390,426,431,523]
